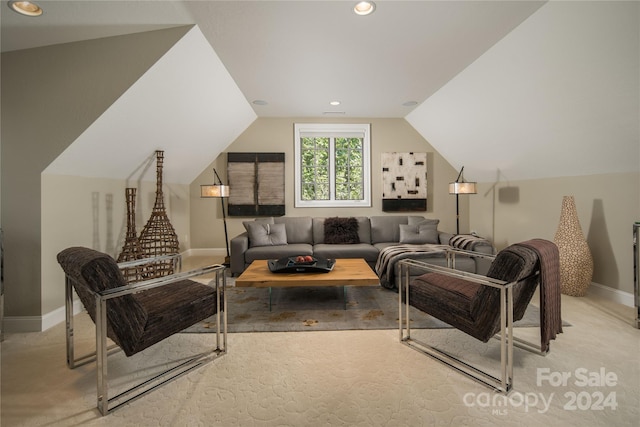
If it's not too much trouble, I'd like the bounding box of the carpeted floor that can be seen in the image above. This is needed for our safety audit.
[1,256,636,426]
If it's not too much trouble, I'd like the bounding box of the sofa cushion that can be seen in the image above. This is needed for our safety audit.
[370,216,410,243]
[245,244,313,263]
[407,216,430,226]
[274,217,313,244]
[313,243,380,263]
[399,219,439,244]
[244,222,288,247]
[323,217,360,244]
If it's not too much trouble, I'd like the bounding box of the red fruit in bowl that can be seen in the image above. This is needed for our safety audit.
[304,255,314,263]
[295,256,305,263]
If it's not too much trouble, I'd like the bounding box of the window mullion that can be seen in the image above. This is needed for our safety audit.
[329,136,336,201]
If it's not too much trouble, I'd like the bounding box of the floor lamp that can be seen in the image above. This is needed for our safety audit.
[449,166,477,235]
[201,169,230,266]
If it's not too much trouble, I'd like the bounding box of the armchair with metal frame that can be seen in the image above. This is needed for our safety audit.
[398,239,561,393]
[58,247,227,415]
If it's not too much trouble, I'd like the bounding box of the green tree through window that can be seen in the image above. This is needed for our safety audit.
[294,124,371,208]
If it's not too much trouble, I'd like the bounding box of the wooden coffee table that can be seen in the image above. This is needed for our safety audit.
[235,258,380,310]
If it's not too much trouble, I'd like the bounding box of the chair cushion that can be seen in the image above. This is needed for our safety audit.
[57,247,147,353]
[409,273,485,330]
[131,280,218,355]
[57,247,220,357]
[409,243,540,343]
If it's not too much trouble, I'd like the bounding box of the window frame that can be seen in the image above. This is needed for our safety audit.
[294,123,371,208]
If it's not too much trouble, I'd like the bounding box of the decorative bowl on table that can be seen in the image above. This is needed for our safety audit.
[290,255,317,265]
[268,256,335,273]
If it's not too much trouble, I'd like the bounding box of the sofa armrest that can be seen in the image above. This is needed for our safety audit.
[438,231,454,245]
[230,232,249,275]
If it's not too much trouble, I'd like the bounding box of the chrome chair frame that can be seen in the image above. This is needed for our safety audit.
[398,249,544,394]
[65,253,227,415]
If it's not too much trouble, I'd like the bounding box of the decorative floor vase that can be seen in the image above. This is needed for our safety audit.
[139,150,180,278]
[117,188,144,283]
[554,196,593,296]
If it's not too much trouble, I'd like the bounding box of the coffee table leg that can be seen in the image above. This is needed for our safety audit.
[269,287,272,311]
[343,286,346,310]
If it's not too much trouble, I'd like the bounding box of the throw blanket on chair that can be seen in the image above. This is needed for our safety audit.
[517,239,563,352]
[375,244,449,290]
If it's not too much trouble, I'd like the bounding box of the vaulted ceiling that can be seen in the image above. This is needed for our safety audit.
[2,1,638,183]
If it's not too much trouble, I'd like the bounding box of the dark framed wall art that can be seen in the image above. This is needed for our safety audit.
[381,152,427,212]
[227,152,285,216]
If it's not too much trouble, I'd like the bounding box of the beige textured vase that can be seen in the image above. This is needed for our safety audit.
[554,196,593,296]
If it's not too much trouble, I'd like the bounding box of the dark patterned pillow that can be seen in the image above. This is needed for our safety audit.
[324,217,360,244]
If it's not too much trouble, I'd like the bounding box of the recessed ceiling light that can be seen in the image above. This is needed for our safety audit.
[8,1,43,17]
[402,101,418,107]
[354,1,375,16]
[330,101,341,106]
[252,100,268,106]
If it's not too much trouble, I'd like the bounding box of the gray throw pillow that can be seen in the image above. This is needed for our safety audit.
[244,222,287,247]
[399,219,439,244]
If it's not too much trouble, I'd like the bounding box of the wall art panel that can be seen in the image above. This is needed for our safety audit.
[381,152,427,212]
[228,152,285,216]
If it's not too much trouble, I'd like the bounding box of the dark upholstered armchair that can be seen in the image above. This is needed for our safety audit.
[398,239,562,393]
[57,247,227,415]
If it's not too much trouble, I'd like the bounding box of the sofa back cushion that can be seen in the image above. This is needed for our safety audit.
[313,217,371,244]
[274,216,313,244]
[370,216,427,243]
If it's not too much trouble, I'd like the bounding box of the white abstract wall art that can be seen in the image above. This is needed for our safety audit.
[381,152,427,212]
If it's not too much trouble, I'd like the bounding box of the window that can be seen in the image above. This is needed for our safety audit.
[294,123,371,208]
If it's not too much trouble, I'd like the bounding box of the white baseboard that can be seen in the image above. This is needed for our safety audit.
[183,248,227,258]
[589,282,634,307]
[4,299,84,333]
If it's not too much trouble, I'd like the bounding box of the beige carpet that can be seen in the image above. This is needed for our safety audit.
[1,259,638,426]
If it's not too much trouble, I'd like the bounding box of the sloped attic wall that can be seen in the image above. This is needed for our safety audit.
[3,26,256,330]
[2,26,192,323]
[407,1,639,296]
[407,1,638,182]
[44,26,256,184]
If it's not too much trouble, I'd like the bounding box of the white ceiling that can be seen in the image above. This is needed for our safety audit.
[1,0,545,118]
[3,1,638,183]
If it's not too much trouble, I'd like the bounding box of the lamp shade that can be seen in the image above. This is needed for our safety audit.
[449,181,477,195]
[200,184,230,198]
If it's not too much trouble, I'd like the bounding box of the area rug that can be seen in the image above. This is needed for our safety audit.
[183,279,562,333]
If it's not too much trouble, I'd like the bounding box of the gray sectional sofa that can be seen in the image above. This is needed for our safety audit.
[230,215,494,289]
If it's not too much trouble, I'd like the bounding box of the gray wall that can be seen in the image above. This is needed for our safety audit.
[1,27,189,324]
